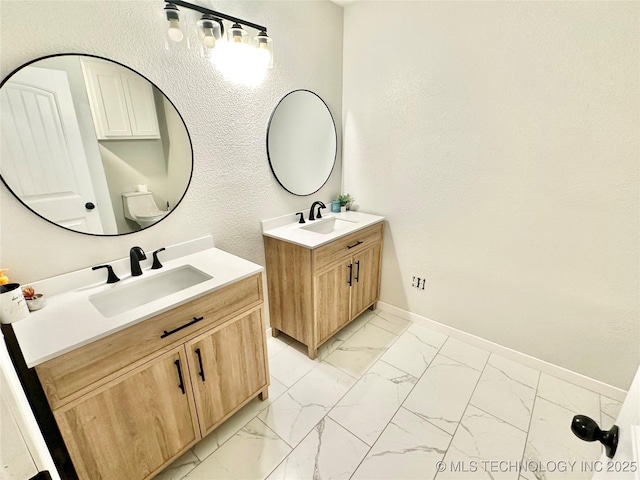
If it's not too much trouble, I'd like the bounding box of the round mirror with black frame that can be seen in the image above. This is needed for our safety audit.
[267,89,337,196]
[0,53,193,236]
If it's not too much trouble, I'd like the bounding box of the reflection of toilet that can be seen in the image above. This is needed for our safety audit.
[122,191,168,228]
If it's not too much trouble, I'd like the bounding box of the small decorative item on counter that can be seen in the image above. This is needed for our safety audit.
[21,285,46,312]
[331,200,341,213]
[21,285,35,298]
[338,193,354,212]
[0,282,30,323]
[26,294,46,312]
[0,269,9,285]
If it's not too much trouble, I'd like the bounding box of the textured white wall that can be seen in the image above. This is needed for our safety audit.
[0,0,343,280]
[343,1,639,389]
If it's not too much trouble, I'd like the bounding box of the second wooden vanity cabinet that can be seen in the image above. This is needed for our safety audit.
[34,273,268,480]
[265,221,383,358]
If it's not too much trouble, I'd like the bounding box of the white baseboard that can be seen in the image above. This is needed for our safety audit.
[377,302,627,402]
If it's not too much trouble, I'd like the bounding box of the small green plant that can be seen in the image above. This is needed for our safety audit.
[338,193,354,206]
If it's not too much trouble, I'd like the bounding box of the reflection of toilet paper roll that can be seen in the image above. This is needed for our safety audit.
[137,184,148,193]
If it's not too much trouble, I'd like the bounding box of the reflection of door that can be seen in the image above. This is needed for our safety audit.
[0,66,103,233]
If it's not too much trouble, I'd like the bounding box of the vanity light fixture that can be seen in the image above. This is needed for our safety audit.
[163,0,273,68]
[197,14,223,58]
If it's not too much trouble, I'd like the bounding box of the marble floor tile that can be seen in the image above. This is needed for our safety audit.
[436,405,527,480]
[269,343,319,387]
[329,360,417,446]
[314,310,378,362]
[259,362,356,446]
[537,374,601,419]
[439,337,490,371]
[267,417,369,480]
[184,418,291,480]
[406,322,449,349]
[380,324,440,378]
[600,396,622,428]
[523,397,601,480]
[154,450,200,480]
[352,407,451,480]
[341,309,376,334]
[470,363,536,431]
[403,354,482,434]
[369,310,411,335]
[267,334,292,358]
[317,323,359,361]
[193,376,287,461]
[487,354,540,389]
[158,315,622,480]
[324,323,398,378]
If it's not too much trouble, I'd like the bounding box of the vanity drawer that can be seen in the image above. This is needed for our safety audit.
[36,273,263,410]
[313,222,383,274]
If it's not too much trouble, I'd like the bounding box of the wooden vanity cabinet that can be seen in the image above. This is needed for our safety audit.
[54,346,199,480]
[265,222,383,359]
[35,273,269,480]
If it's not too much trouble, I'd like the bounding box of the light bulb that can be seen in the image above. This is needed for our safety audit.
[203,28,216,49]
[168,19,183,42]
[253,31,273,68]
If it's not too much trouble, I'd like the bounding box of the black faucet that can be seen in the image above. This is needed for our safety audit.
[151,247,166,270]
[309,201,326,221]
[129,246,147,277]
[92,264,120,284]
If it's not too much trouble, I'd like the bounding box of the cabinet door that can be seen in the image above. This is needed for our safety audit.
[122,74,160,138]
[82,59,159,139]
[55,347,199,480]
[81,59,132,139]
[187,310,268,435]
[315,260,352,344]
[351,243,382,318]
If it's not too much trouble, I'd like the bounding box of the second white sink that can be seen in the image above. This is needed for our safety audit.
[90,265,212,318]
[301,217,357,235]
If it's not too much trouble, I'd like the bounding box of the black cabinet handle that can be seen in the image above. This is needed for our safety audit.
[355,260,361,282]
[348,264,353,286]
[347,240,363,249]
[174,359,185,394]
[195,348,205,382]
[160,316,204,339]
[85,202,95,210]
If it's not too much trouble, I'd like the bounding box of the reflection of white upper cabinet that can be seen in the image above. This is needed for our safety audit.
[81,59,160,140]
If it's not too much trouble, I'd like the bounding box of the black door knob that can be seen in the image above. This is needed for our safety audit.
[85,202,96,210]
[571,415,619,458]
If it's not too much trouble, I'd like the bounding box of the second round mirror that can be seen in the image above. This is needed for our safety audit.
[267,90,337,196]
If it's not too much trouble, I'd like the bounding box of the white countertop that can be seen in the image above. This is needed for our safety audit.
[12,242,263,368]
[261,210,385,249]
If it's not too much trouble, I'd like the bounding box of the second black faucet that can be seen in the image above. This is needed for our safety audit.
[129,246,147,277]
[309,201,326,221]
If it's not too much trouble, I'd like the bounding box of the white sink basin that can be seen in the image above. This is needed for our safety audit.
[301,217,357,235]
[90,265,212,318]
[262,211,385,249]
